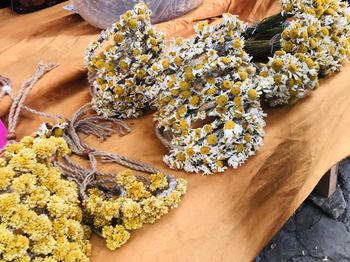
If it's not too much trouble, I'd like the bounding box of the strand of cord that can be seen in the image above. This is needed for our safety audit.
[0,64,176,197]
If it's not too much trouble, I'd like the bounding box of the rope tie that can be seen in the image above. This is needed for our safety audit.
[0,63,58,152]
[1,63,173,199]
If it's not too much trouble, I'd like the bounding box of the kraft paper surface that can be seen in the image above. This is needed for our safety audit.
[1,0,350,261]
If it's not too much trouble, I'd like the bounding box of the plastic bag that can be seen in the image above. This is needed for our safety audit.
[70,0,203,29]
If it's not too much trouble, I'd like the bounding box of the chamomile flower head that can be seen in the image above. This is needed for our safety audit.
[86,3,165,118]
[154,14,266,174]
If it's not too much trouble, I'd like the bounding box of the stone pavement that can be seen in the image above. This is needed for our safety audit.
[255,158,350,262]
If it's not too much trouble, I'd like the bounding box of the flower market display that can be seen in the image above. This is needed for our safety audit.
[85,3,165,119]
[153,15,266,174]
[83,0,350,175]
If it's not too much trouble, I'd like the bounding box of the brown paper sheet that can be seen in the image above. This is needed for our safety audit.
[1,0,350,261]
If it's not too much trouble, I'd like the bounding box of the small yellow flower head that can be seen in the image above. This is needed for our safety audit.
[102,225,130,251]
[84,169,186,250]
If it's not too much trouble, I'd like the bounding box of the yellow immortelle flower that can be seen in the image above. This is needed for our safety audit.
[149,173,168,192]
[102,225,130,251]
[0,193,20,217]
[0,167,15,190]
[33,139,57,159]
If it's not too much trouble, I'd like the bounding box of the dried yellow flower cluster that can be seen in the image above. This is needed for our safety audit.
[154,14,266,174]
[86,3,165,118]
[260,0,350,106]
[0,136,91,261]
[83,170,187,250]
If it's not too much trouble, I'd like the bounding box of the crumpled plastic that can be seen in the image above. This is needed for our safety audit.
[70,0,203,28]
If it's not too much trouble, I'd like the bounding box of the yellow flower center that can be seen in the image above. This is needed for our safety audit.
[222,80,232,89]
[200,146,210,155]
[271,59,284,71]
[224,120,236,130]
[189,96,200,106]
[114,86,124,95]
[174,57,182,67]
[247,89,258,100]
[114,33,124,43]
[216,95,228,106]
[207,134,218,145]
[128,19,138,29]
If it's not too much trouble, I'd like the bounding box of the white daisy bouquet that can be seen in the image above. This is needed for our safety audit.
[259,50,319,106]
[244,0,350,106]
[154,15,266,174]
[85,3,165,118]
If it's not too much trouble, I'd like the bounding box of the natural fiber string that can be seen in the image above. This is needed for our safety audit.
[0,63,59,152]
[1,64,173,199]
[59,103,175,196]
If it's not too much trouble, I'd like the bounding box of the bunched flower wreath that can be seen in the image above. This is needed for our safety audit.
[154,15,266,174]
